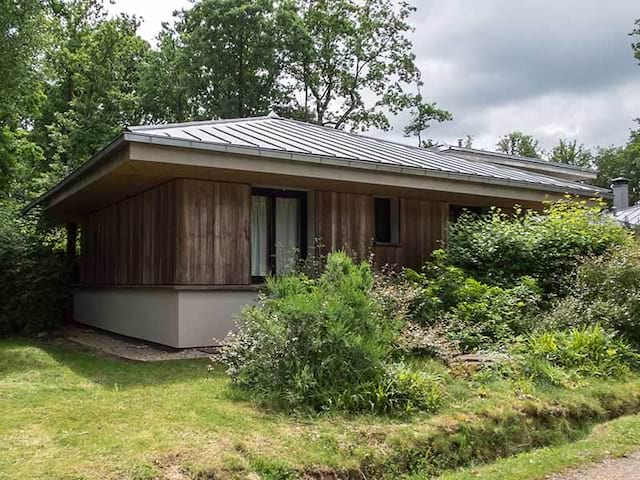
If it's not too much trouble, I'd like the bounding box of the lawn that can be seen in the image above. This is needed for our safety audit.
[2,338,640,479]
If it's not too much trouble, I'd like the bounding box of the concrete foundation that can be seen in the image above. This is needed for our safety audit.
[73,287,259,348]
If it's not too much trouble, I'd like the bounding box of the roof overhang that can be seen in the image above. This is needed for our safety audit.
[27,132,612,221]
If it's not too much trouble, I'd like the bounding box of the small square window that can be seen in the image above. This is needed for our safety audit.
[374,197,399,244]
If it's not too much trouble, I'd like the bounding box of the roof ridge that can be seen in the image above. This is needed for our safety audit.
[126,115,273,131]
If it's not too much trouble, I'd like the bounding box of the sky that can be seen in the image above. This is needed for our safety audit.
[106,0,640,152]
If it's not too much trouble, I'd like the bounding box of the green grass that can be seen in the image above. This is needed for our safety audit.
[2,338,640,479]
[439,413,640,480]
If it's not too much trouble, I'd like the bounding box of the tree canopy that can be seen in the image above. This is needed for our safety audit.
[496,131,542,158]
[549,139,594,168]
[0,0,451,203]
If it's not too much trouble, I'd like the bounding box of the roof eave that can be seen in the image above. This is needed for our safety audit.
[22,133,127,215]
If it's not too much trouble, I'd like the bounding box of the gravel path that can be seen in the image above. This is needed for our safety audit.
[548,451,640,480]
[63,325,210,361]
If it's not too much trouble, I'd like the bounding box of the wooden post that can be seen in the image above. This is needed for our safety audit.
[65,222,78,325]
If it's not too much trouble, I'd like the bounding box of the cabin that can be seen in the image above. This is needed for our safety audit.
[29,114,609,348]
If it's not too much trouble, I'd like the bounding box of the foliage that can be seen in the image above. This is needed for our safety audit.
[403,86,452,147]
[0,201,68,335]
[395,321,461,361]
[221,251,439,413]
[517,325,638,381]
[550,139,594,168]
[545,244,640,347]
[33,0,150,178]
[0,0,46,190]
[406,258,542,352]
[446,199,631,295]
[633,17,640,65]
[279,0,431,130]
[594,135,640,205]
[142,0,285,123]
[496,131,542,158]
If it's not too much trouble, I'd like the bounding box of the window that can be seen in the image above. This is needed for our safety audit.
[251,188,307,281]
[374,197,399,244]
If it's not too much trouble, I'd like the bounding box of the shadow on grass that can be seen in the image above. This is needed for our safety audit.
[0,337,218,389]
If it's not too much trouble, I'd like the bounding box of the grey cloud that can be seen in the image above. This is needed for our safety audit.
[379,0,640,151]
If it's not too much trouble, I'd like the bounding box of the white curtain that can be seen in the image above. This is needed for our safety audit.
[275,198,299,275]
[251,196,268,277]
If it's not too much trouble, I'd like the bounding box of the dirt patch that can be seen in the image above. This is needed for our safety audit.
[548,451,640,480]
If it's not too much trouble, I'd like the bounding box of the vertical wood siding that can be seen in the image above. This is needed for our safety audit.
[315,191,448,271]
[79,179,250,285]
[315,191,374,261]
[174,179,250,285]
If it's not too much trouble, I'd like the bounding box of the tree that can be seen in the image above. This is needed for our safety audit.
[32,0,150,180]
[594,135,640,206]
[0,0,46,192]
[496,131,542,158]
[550,139,593,168]
[403,84,452,147]
[280,0,430,130]
[141,0,286,123]
[632,18,640,65]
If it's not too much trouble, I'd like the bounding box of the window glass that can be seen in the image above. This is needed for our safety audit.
[374,197,399,244]
[251,196,268,277]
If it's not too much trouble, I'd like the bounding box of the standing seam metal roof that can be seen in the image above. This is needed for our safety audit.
[126,115,608,197]
[612,204,640,226]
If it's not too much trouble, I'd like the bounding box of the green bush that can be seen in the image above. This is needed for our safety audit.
[517,325,638,381]
[406,257,542,353]
[221,252,437,413]
[545,244,640,347]
[446,199,630,295]
[0,201,69,336]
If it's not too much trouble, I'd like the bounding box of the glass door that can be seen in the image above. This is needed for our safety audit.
[250,188,307,281]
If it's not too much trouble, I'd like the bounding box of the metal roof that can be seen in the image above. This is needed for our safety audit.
[441,145,596,174]
[612,204,640,226]
[126,115,609,198]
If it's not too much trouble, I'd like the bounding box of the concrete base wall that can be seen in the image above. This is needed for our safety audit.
[73,288,258,348]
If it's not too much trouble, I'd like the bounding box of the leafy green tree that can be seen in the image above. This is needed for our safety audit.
[0,0,46,192]
[550,139,593,168]
[496,131,542,158]
[632,18,640,65]
[280,0,431,130]
[141,0,285,122]
[33,0,149,180]
[403,84,452,147]
[595,134,640,205]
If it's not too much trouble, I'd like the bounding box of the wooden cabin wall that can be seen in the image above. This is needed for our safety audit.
[79,179,250,285]
[174,179,250,285]
[315,190,448,271]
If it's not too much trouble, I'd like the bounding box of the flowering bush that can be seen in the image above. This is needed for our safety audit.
[220,252,439,413]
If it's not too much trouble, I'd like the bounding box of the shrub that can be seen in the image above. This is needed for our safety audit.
[545,244,640,347]
[0,201,69,336]
[221,252,437,413]
[517,325,638,381]
[446,199,630,295]
[406,258,542,353]
[371,362,444,415]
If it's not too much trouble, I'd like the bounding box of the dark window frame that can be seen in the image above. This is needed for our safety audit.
[251,187,308,283]
[374,196,400,246]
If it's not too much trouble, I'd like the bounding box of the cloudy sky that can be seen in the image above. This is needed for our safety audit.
[107,0,640,152]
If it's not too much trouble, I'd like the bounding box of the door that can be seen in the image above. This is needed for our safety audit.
[250,188,307,281]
